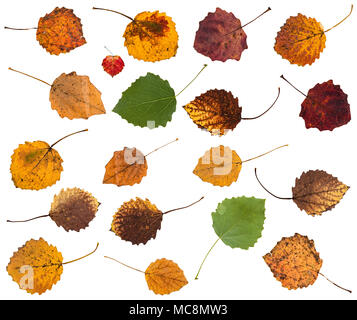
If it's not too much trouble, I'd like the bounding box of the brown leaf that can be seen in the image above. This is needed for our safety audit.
[111,198,163,245]
[49,188,100,232]
[145,258,188,295]
[36,7,86,55]
[263,233,323,290]
[7,238,64,295]
[103,148,148,186]
[193,146,242,186]
[194,8,248,62]
[183,89,242,135]
[292,170,349,216]
[50,72,106,119]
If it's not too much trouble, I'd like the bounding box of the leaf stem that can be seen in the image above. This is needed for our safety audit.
[163,196,205,215]
[225,7,272,36]
[242,144,288,164]
[4,26,37,30]
[176,64,208,97]
[7,214,50,224]
[93,7,134,21]
[8,67,51,86]
[145,138,179,157]
[104,256,145,274]
[104,46,114,56]
[319,272,352,293]
[280,75,307,97]
[325,4,353,33]
[195,238,220,280]
[63,243,99,265]
[242,87,280,120]
[254,168,293,200]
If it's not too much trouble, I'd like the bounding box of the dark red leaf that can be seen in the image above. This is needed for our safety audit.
[102,55,125,77]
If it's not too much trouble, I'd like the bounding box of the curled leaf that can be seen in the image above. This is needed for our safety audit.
[36,7,86,55]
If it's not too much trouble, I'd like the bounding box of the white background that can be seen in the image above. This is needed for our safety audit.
[0,0,356,300]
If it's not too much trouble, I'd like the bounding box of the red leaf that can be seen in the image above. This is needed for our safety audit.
[194,8,248,62]
[102,55,125,77]
[301,80,351,131]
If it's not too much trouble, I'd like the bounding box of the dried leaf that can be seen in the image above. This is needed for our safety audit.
[183,89,242,135]
[145,258,188,295]
[103,148,148,186]
[292,170,349,216]
[194,8,248,62]
[10,141,63,190]
[263,234,323,290]
[50,188,100,232]
[102,55,125,77]
[50,72,106,119]
[7,238,63,295]
[301,80,351,131]
[111,198,163,245]
[36,7,86,55]
[275,6,353,66]
[275,14,326,66]
[123,11,179,62]
[193,146,242,186]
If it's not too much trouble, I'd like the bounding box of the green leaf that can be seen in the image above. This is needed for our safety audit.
[212,196,266,250]
[113,73,176,128]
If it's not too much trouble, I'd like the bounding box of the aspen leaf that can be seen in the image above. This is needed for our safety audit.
[93,8,178,62]
[102,55,125,77]
[194,7,271,62]
[7,239,99,295]
[9,68,106,120]
[281,76,351,131]
[103,139,177,187]
[10,130,87,191]
[275,5,353,66]
[8,188,100,232]
[111,197,204,245]
[195,197,265,279]
[194,145,287,187]
[5,7,86,55]
[264,234,351,293]
[114,66,206,128]
[255,169,349,216]
[184,88,280,135]
[105,257,188,295]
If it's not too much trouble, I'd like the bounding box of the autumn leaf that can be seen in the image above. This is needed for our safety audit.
[9,68,106,120]
[10,129,87,190]
[8,188,100,232]
[264,234,351,293]
[194,7,271,62]
[105,257,188,295]
[193,145,287,187]
[275,5,353,66]
[103,139,178,187]
[184,88,280,135]
[5,7,86,55]
[255,169,349,216]
[195,197,265,279]
[281,75,351,131]
[113,65,207,128]
[102,55,125,77]
[7,239,99,295]
[111,197,204,245]
[93,8,178,62]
